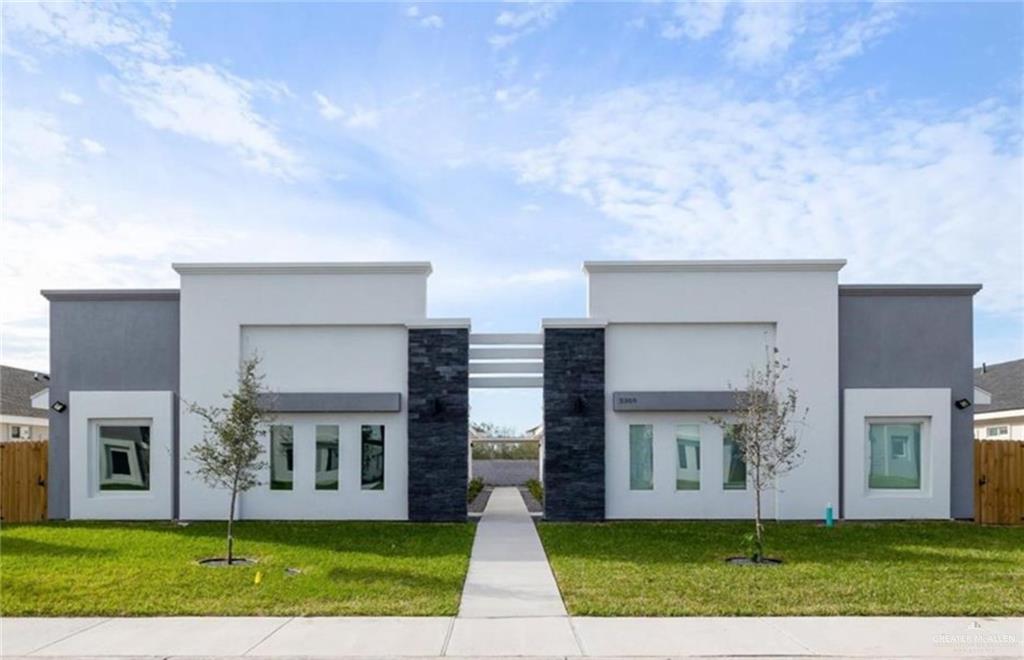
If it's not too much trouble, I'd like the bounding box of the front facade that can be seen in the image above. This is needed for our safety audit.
[44,264,468,522]
[44,259,979,521]
[542,262,979,521]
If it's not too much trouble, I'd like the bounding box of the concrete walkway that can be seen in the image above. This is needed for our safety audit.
[4,615,1022,657]
[458,486,566,618]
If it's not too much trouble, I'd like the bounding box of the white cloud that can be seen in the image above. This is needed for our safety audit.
[404,5,443,29]
[2,108,69,163]
[784,3,903,91]
[420,14,444,29]
[2,2,175,60]
[345,107,380,129]
[495,86,539,110]
[489,3,564,49]
[312,92,380,129]
[58,89,83,105]
[314,91,344,120]
[515,83,1023,315]
[661,2,728,41]
[80,137,106,155]
[728,2,804,65]
[115,61,302,177]
[4,2,301,178]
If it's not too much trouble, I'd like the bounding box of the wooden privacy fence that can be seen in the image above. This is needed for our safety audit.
[0,441,48,523]
[974,440,1024,525]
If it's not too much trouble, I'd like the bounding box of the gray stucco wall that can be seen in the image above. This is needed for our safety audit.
[543,327,606,521]
[45,293,181,519]
[407,328,469,521]
[838,288,978,519]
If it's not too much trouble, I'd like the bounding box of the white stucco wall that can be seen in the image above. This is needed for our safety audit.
[242,325,408,393]
[843,388,951,519]
[588,261,843,520]
[176,264,428,520]
[68,390,174,519]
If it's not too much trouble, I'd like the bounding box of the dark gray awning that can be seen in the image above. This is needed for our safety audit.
[612,391,742,412]
[257,392,401,413]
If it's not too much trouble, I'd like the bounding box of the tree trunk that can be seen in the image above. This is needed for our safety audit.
[754,491,763,561]
[227,473,238,563]
[753,464,764,562]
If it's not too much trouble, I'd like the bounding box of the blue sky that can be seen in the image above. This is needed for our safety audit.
[2,2,1022,430]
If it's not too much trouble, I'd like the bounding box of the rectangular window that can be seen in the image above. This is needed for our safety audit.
[629,424,654,490]
[270,425,294,491]
[98,425,150,491]
[986,426,1009,437]
[315,425,340,491]
[868,422,921,489]
[361,424,385,490]
[722,426,746,490]
[675,424,700,491]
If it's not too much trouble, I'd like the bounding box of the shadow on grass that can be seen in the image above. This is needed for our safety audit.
[325,565,464,591]
[0,535,113,558]
[2,520,475,560]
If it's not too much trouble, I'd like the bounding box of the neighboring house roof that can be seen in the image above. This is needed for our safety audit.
[0,365,50,420]
[974,358,1024,414]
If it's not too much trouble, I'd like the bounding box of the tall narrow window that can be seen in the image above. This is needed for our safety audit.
[722,425,746,490]
[315,425,339,491]
[361,424,385,490]
[98,425,150,491]
[869,422,921,489]
[270,425,294,491]
[675,424,700,491]
[629,424,654,490]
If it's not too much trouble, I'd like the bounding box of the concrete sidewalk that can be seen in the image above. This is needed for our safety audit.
[3,615,1022,657]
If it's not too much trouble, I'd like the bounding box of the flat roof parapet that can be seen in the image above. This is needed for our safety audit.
[583,259,847,273]
[171,262,432,275]
[41,289,180,301]
[839,284,982,296]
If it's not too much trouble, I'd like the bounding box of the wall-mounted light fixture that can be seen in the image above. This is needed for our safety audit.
[954,398,972,410]
[572,395,587,415]
[51,401,67,413]
[431,397,446,416]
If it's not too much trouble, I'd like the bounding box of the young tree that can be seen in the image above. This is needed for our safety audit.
[188,356,274,564]
[711,347,807,562]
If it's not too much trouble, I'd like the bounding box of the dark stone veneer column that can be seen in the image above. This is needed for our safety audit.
[407,327,469,521]
[543,327,605,521]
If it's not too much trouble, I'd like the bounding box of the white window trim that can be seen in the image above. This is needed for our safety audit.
[985,426,1009,437]
[863,416,931,498]
[89,418,153,498]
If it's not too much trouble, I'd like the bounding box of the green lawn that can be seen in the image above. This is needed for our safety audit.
[538,521,1024,616]
[1,521,474,616]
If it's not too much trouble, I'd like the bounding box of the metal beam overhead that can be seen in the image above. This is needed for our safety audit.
[469,347,543,360]
[469,333,543,345]
[469,376,544,389]
[470,362,543,374]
